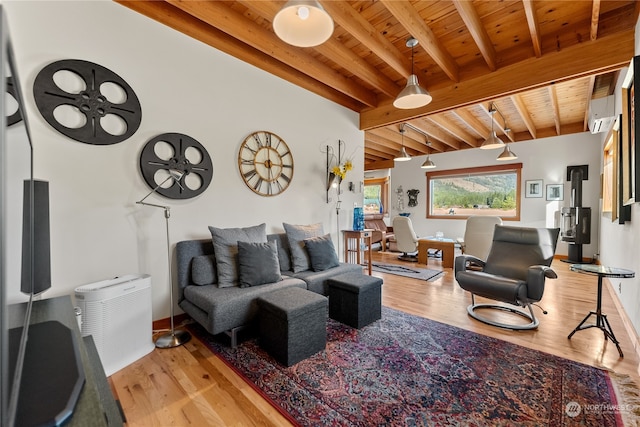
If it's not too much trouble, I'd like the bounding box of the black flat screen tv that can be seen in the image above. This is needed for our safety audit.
[1,7,84,427]
[1,6,36,425]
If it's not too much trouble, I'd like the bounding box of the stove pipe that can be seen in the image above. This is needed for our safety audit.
[570,167,583,208]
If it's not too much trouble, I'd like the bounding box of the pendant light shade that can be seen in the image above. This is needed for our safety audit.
[395,146,411,162]
[481,130,505,149]
[421,155,436,169]
[273,1,334,47]
[394,125,411,161]
[421,139,436,169]
[394,37,432,110]
[394,75,433,109]
[480,104,506,149]
[496,144,518,161]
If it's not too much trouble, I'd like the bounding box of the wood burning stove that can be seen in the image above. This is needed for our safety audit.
[560,166,591,263]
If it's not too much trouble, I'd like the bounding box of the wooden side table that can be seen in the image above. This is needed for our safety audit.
[342,229,372,275]
[417,238,455,268]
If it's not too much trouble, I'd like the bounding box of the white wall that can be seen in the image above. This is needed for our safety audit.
[597,15,640,337]
[388,132,602,258]
[3,1,363,320]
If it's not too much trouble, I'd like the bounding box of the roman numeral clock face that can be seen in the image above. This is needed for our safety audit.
[238,131,294,196]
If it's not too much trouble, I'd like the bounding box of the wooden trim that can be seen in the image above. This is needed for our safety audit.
[425,163,522,220]
[604,277,640,376]
[425,163,522,178]
[365,160,395,171]
[153,313,191,332]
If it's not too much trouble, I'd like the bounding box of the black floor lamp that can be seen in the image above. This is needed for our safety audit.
[137,170,191,348]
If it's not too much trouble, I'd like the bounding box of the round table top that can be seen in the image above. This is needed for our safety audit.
[570,264,635,278]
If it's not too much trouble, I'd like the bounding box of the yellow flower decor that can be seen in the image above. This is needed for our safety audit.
[332,160,353,180]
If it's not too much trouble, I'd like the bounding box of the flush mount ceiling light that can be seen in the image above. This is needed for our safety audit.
[481,103,507,149]
[273,1,334,47]
[394,125,411,161]
[421,140,436,169]
[394,37,432,109]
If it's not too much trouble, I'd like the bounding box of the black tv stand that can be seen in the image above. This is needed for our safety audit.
[14,321,85,427]
[10,296,123,427]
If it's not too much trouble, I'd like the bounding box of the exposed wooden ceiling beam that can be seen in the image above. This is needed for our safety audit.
[166,0,378,107]
[380,0,460,83]
[452,109,488,139]
[425,115,479,148]
[547,85,561,136]
[365,160,395,171]
[360,30,634,129]
[510,94,537,139]
[239,0,401,98]
[522,0,542,58]
[115,0,364,111]
[583,75,596,131]
[591,0,601,41]
[319,0,428,85]
[452,0,497,71]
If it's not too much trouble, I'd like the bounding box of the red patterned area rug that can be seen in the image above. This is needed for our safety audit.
[188,307,640,426]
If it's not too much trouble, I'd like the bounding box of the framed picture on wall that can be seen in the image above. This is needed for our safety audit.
[546,184,563,201]
[525,179,543,198]
[621,55,640,206]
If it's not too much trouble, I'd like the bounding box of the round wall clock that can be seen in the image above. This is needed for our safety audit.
[238,131,294,196]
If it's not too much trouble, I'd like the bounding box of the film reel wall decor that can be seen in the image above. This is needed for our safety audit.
[33,59,142,145]
[140,133,213,200]
[6,77,23,126]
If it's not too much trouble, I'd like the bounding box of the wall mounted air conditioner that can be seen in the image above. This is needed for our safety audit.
[588,95,615,134]
[75,274,154,376]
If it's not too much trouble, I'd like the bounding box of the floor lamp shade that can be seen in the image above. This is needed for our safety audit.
[21,179,51,295]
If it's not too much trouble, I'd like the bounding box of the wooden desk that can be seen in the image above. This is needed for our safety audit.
[417,238,455,268]
[342,229,372,275]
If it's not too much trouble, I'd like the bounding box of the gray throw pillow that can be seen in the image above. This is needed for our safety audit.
[237,241,282,288]
[267,234,291,272]
[283,222,324,273]
[304,234,339,271]
[191,254,217,286]
[208,223,267,288]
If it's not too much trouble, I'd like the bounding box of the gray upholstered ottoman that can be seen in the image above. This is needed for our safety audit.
[257,287,327,366]
[327,273,383,328]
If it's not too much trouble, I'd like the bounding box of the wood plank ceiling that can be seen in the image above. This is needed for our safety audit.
[116,0,639,169]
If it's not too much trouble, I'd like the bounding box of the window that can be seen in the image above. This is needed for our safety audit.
[426,163,522,220]
[363,177,389,215]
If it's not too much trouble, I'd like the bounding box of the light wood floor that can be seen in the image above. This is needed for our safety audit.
[109,252,640,426]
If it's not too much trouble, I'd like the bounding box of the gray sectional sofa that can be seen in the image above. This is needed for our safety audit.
[176,232,362,346]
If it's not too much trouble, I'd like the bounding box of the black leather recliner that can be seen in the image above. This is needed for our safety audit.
[454,225,560,330]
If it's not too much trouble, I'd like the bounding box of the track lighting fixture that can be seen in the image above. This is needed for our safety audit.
[394,125,411,161]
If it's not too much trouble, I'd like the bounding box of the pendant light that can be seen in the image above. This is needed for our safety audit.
[496,144,517,161]
[496,128,517,160]
[393,37,432,109]
[273,1,334,48]
[480,103,506,149]
[421,140,436,169]
[394,125,411,161]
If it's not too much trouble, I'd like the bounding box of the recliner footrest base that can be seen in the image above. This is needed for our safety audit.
[467,303,539,330]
